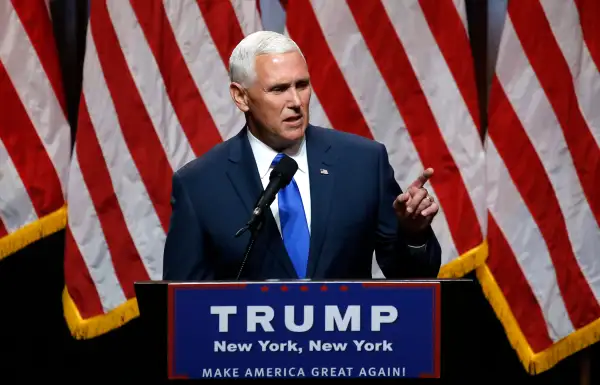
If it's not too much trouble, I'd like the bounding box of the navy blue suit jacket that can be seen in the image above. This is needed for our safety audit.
[162,124,441,281]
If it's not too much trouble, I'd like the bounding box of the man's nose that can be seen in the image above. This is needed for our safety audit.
[288,88,302,107]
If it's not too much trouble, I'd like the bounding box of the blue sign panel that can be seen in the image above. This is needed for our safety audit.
[168,281,440,379]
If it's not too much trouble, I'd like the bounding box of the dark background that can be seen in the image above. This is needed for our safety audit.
[0,0,597,383]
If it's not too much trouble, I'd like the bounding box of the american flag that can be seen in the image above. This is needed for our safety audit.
[63,0,486,339]
[480,0,600,375]
[0,0,70,261]
[63,0,262,338]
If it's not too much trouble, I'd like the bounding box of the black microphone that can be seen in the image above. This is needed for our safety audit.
[236,154,298,237]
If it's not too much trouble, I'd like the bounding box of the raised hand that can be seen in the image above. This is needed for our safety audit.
[393,168,439,234]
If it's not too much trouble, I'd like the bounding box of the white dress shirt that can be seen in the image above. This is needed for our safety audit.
[247,130,311,235]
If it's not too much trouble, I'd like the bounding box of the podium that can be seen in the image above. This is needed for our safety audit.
[135,279,480,382]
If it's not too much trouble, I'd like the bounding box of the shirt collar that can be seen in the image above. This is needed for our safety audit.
[247,128,308,179]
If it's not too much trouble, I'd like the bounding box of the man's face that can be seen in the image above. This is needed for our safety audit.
[239,51,311,148]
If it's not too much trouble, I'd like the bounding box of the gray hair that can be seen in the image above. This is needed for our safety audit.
[228,31,305,87]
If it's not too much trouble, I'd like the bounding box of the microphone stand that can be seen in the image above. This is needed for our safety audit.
[234,209,265,280]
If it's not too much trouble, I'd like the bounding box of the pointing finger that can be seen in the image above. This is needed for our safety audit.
[409,168,434,189]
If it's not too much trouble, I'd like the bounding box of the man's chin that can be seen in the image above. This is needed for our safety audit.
[281,128,305,142]
[270,126,305,152]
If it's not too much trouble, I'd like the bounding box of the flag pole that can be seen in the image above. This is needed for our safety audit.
[579,348,591,385]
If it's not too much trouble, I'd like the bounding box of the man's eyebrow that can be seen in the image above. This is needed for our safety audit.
[266,78,310,91]
[266,81,291,91]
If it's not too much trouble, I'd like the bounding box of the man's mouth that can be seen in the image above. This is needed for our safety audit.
[284,115,302,123]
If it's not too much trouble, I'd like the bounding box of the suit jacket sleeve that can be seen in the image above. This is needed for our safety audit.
[373,144,442,278]
[162,172,214,281]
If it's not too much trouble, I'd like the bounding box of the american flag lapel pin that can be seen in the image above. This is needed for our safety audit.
[320,169,329,175]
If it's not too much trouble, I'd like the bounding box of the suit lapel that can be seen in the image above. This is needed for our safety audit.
[226,128,264,216]
[226,127,297,278]
[306,126,336,277]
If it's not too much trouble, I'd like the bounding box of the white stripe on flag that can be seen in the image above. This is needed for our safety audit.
[0,140,38,232]
[231,0,263,36]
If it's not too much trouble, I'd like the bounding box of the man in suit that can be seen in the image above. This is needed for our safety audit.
[162,31,441,281]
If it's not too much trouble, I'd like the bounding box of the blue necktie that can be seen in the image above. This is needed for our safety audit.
[271,154,310,278]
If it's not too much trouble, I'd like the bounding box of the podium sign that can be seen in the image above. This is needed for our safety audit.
[168,281,440,379]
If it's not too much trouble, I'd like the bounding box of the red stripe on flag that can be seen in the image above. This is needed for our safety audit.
[64,227,104,319]
[0,220,7,237]
[0,60,64,216]
[90,1,172,231]
[347,0,482,253]
[488,76,600,328]
[286,0,373,139]
[487,214,554,353]
[196,0,246,67]
[508,1,600,226]
[575,0,600,72]
[419,0,481,130]
[130,0,223,157]
[76,98,149,298]
[11,0,68,116]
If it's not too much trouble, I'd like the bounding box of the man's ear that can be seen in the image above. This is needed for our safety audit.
[230,82,249,112]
